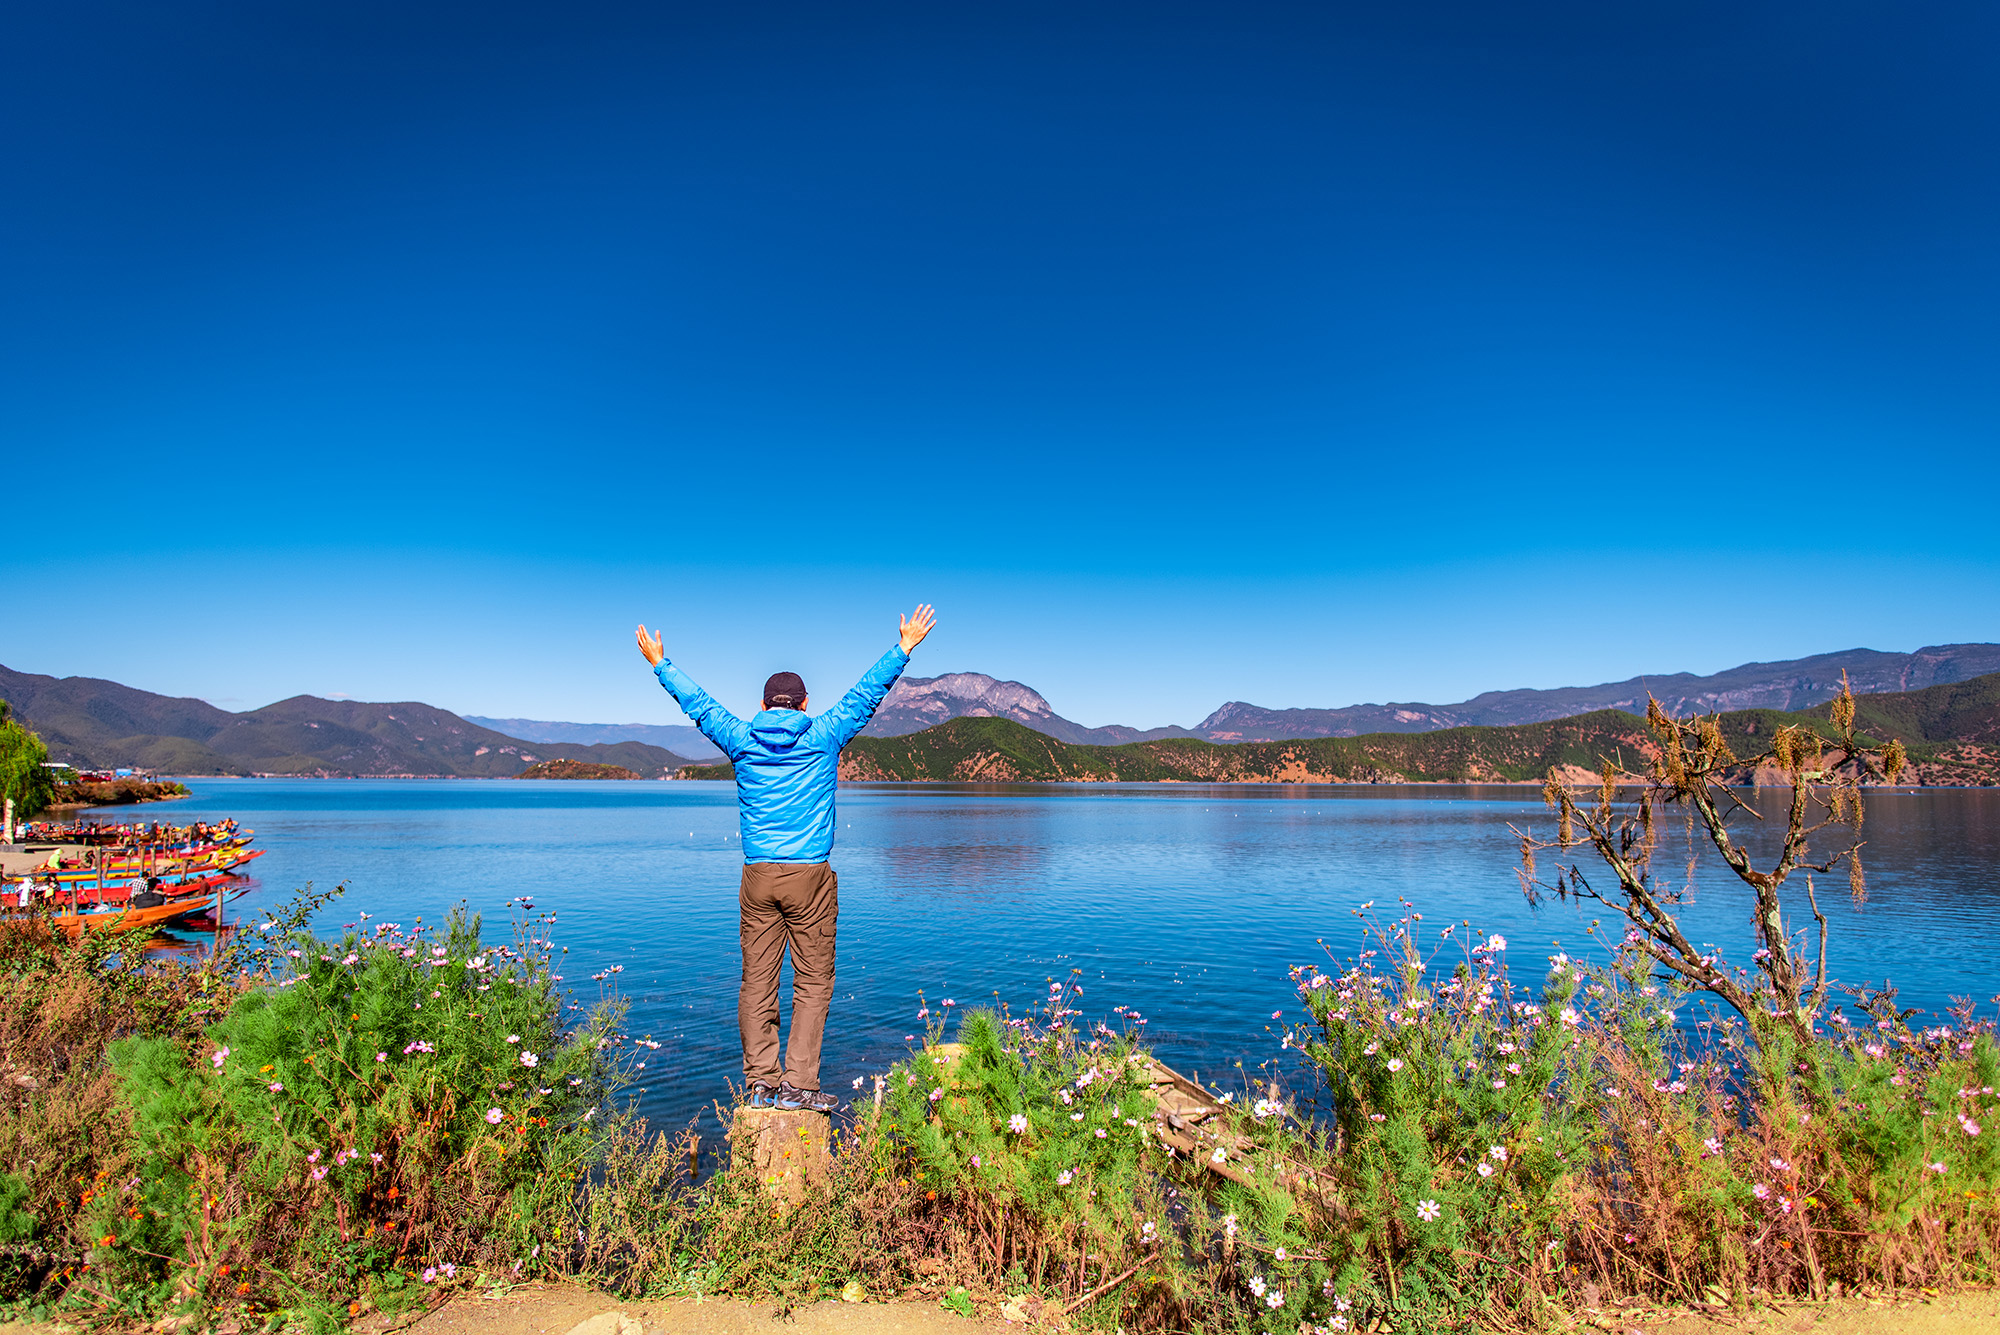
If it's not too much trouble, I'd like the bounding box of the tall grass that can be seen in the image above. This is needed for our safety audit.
[3,886,1997,1332]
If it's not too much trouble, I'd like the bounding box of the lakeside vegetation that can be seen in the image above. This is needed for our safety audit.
[3,682,1998,1333]
[49,777,193,809]
[515,759,641,780]
[0,701,58,818]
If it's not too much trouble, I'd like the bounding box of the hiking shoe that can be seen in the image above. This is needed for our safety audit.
[745,1081,777,1109]
[772,1083,840,1113]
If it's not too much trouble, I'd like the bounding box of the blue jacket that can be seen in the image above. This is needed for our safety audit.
[654,645,910,863]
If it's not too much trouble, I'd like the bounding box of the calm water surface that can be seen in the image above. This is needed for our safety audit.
[138,780,2000,1131]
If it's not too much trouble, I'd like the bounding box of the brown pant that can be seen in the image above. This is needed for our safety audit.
[738,861,838,1091]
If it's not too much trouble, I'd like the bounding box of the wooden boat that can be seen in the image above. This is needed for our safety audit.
[13,851,263,901]
[29,839,257,882]
[3,858,259,912]
[13,900,200,938]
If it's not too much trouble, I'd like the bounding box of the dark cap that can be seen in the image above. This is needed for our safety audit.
[762,671,807,709]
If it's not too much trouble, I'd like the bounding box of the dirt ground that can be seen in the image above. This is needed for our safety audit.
[385,1282,2000,1335]
[386,1289,997,1335]
[5,1282,1997,1335]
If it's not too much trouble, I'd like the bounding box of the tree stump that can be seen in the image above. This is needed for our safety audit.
[728,1106,831,1207]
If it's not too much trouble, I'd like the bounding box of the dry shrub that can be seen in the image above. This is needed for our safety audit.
[0,916,217,1286]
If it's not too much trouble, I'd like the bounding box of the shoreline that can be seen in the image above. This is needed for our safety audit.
[79,773,1968,792]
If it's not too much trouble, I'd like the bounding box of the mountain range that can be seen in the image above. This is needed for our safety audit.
[797,669,2000,786]
[798,644,2000,744]
[464,716,724,762]
[5,642,1996,779]
[0,665,694,778]
[1190,643,2000,740]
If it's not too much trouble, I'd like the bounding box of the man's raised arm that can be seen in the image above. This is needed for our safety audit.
[810,604,937,750]
[636,623,753,758]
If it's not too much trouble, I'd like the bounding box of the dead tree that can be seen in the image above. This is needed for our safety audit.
[1512,675,1906,1057]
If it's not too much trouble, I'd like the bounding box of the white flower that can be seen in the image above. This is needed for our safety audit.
[1477,1162,1494,1178]
[1417,1199,1441,1222]
[506,1034,520,1044]
[1387,1058,1404,1072]
[1248,1276,1266,1299]
[1211,1147,1227,1165]
[1008,1113,1028,1134]
[1487,934,1507,951]
[1489,1145,1507,1161]
[520,1051,539,1068]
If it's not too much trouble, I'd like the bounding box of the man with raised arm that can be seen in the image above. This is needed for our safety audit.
[635,605,937,1113]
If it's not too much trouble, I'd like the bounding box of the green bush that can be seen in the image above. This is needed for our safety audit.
[82,903,622,1319]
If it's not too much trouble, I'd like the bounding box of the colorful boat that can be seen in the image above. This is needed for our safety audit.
[26,838,257,882]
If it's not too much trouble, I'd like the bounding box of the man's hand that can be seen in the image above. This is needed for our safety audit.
[635,624,665,667]
[898,603,937,653]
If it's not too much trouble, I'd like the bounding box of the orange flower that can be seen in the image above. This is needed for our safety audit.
[348,1302,362,1316]
[239,1283,252,1296]
[386,1187,399,1199]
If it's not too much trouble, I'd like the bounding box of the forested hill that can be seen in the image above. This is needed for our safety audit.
[776,671,2000,785]
[0,664,694,778]
[830,712,1658,783]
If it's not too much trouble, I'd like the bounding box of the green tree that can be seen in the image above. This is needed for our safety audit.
[0,700,58,819]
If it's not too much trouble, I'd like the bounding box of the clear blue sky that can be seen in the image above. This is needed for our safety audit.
[3,1,1996,728]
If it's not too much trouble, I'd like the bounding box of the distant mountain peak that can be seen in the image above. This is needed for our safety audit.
[862,671,1192,745]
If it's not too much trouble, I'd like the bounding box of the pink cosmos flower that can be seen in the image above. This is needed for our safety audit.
[1008,1114,1028,1134]
[211,1046,229,1069]
[1416,1199,1441,1222]
[486,1108,504,1124]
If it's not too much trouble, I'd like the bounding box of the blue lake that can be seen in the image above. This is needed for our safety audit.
[136,779,2000,1133]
